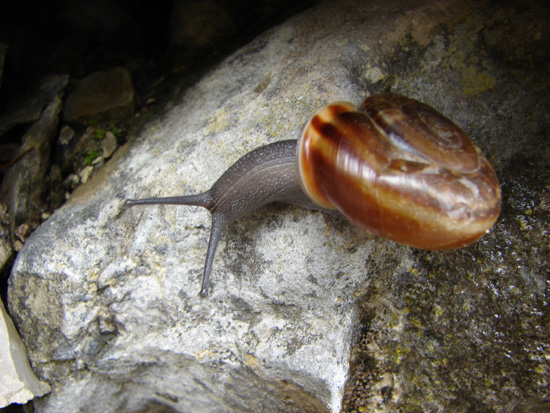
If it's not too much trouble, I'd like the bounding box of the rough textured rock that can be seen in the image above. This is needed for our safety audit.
[1,95,63,233]
[62,67,135,123]
[0,297,51,407]
[7,0,550,412]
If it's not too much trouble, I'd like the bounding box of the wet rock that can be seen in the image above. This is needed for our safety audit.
[7,1,550,412]
[0,74,68,136]
[0,297,51,408]
[0,96,63,232]
[62,67,135,123]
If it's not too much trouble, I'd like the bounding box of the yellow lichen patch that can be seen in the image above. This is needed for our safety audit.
[194,348,211,361]
[205,108,229,134]
[462,65,496,95]
[409,316,422,329]
[364,66,386,83]
[394,344,411,364]
[243,353,260,369]
[433,304,444,318]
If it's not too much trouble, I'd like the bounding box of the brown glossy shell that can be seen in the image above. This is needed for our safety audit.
[297,93,501,250]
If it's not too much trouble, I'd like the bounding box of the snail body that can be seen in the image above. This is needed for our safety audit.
[126,93,501,297]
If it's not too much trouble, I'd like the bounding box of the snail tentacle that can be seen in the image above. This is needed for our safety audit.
[127,139,313,296]
[125,193,213,209]
[200,213,227,297]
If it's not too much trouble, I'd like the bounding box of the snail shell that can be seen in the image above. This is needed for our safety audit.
[298,94,501,249]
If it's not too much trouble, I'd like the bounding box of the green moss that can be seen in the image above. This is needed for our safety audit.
[111,127,121,138]
[94,129,106,139]
[85,150,100,165]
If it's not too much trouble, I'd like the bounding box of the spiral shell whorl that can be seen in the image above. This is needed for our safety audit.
[297,93,501,250]
[361,94,481,173]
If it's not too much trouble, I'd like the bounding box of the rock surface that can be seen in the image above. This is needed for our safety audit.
[62,67,135,123]
[7,0,550,412]
[1,93,64,233]
[0,204,12,272]
[0,297,51,408]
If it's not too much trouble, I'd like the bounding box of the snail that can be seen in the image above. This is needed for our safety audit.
[126,93,501,297]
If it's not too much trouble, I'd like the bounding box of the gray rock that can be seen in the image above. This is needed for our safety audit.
[0,297,51,407]
[101,131,118,159]
[8,0,550,412]
[62,67,135,123]
[0,74,68,136]
[78,165,94,184]
[1,96,63,233]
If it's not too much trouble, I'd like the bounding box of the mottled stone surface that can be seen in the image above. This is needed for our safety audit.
[62,67,135,123]
[1,95,63,233]
[7,0,550,412]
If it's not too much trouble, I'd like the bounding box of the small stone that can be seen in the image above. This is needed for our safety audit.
[91,156,103,166]
[79,165,94,184]
[59,125,75,145]
[14,223,32,243]
[12,240,23,252]
[102,131,118,159]
[64,173,80,189]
